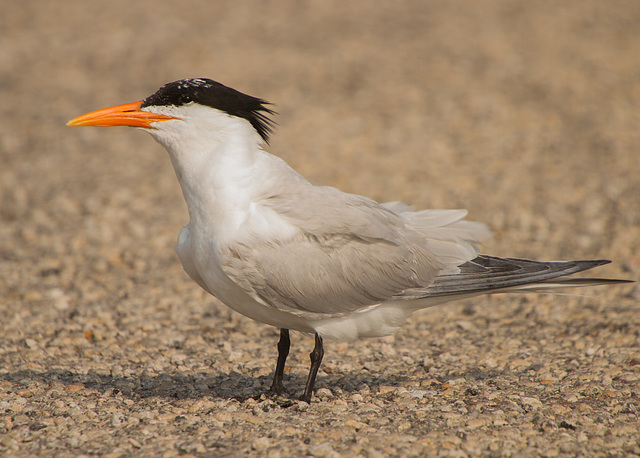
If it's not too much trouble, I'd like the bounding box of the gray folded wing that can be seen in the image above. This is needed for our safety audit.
[219,180,496,317]
[397,255,624,299]
[219,185,483,317]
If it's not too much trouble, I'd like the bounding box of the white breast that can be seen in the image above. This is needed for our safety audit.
[176,213,316,333]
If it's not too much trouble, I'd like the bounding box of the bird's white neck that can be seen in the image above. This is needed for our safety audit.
[148,109,269,228]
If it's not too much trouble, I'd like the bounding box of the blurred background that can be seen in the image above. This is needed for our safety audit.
[0,1,638,454]
[2,2,639,275]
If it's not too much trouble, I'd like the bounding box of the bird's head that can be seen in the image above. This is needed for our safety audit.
[67,78,276,146]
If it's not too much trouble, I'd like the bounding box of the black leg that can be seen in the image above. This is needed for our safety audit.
[269,328,290,395]
[301,333,324,403]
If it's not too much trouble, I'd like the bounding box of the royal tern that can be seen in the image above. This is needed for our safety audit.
[68,78,631,402]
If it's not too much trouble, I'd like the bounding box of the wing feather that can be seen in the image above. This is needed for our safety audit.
[221,230,440,316]
[397,255,623,299]
[219,184,488,316]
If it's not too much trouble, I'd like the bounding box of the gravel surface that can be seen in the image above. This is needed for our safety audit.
[2,1,639,456]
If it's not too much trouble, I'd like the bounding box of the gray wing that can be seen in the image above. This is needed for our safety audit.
[220,187,444,317]
[397,255,626,299]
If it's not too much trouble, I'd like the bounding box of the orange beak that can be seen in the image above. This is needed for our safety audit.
[66,101,179,128]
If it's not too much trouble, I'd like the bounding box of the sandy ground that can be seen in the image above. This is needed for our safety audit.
[1,1,639,456]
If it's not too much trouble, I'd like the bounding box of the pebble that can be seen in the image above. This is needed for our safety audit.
[252,437,271,452]
[315,388,333,399]
[521,397,543,409]
[308,442,339,458]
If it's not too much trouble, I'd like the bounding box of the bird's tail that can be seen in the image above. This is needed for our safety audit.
[399,255,632,308]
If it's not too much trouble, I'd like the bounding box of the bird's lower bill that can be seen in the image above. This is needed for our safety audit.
[66,101,179,128]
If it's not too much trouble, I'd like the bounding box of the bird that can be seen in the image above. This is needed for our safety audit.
[67,78,631,403]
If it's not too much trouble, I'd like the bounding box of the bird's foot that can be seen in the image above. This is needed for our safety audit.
[300,391,312,404]
[267,378,287,396]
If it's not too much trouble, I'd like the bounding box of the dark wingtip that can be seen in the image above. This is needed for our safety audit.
[582,259,611,266]
[416,256,632,298]
[571,259,611,271]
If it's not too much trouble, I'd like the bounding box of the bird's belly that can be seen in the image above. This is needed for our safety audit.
[203,264,313,331]
[176,224,315,333]
[176,222,411,342]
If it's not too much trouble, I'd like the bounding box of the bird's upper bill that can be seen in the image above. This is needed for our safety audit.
[66,101,179,128]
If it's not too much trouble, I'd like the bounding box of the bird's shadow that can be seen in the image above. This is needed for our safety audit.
[0,367,434,404]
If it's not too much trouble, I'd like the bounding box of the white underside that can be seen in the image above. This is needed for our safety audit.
[176,221,485,342]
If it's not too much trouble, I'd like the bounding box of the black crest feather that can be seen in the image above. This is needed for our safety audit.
[141,78,276,143]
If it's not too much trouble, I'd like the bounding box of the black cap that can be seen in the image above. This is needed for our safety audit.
[141,78,276,143]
